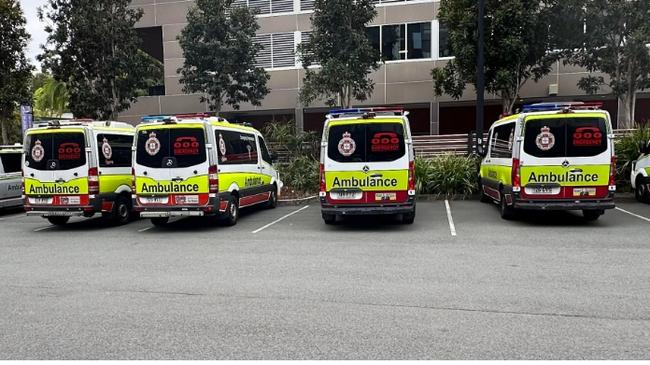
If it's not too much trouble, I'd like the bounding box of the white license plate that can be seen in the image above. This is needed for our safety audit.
[140,196,169,205]
[573,187,597,197]
[330,190,363,200]
[175,195,199,205]
[525,186,561,195]
[29,197,53,205]
[59,196,81,205]
[375,192,397,201]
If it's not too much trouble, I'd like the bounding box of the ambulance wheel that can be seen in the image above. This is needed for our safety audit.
[111,196,132,225]
[583,210,603,221]
[266,186,278,209]
[499,193,516,220]
[47,216,70,226]
[322,213,336,225]
[221,196,239,226]
[479,182,491,203]
[150,217,169,227]
[635,177,648,202]
[402,212,416,224]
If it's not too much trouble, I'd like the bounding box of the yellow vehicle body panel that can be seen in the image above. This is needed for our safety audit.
[24,177,89,196]
[99,174,131,194]
[135,175,209,195]
[325,170,408,191]
[219,172,272,191]
[521,165,610,186]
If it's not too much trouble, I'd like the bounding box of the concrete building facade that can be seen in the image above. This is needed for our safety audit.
[123,0,650,134]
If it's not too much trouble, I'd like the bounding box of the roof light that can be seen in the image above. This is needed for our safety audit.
[522,102,603,113]
[328,107,405,118]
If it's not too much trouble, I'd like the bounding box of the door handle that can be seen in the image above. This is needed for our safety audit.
[171,177,183,182]
[55,178,65,183]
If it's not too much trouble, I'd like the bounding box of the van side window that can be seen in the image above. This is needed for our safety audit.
[489,123,515,159]
[216,130,259,165]
[258,136,272,164]
[0,152,22,173]
[97,134,133,168]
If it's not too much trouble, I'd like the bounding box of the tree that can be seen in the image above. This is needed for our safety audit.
[33,76,69,118]
[0,0,33,144]
[559,0,650,129]
[178,0,270,114]
[431,0,559,114]
[297,0,380,108]
[39,0,162,120]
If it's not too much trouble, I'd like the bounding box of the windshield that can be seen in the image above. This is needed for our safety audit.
[523,117,608,158]
[25,132,87,171]
[327,123,406,163]
[136,128,207,168]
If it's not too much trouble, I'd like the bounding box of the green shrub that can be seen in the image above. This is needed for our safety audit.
[615,127,650,189]
[415,155,479,197]
[277,155,319,194]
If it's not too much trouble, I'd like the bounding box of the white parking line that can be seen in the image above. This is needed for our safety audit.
[616,207,650,223]
[445,200,457,237]
[138,226,154,233]
[33,226,54,232]
[252,205,310,234]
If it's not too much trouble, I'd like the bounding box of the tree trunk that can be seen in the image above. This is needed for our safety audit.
[617,93,636,130]
[0,119,8,145]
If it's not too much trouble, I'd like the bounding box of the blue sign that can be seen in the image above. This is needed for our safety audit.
[20,105,32,137]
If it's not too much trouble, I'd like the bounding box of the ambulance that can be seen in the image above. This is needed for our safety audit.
[631,139,650,202]
[132,114,281,227]
[478,102,616,221]
[319,108,416,224]
[0,144,23,209]
[22,120,137,225]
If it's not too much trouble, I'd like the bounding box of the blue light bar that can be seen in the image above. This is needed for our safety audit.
[328,107,405,117]
[141,115,172,122]
[522,102,603,113]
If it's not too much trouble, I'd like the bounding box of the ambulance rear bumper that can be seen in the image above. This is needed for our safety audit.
[321,200,416,216]
[513,198,615,211]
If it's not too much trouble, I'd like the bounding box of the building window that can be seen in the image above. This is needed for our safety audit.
[300,0,315,11]
[135,26,165,96]
[382,24,406,61]
[366,26,380,55]
[233,0,294,14]
[365,22,433,61]
[254,32,296,69]
[407,22,431,59]
[438,22,453,58]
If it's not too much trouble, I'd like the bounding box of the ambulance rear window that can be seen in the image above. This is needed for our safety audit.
[523,117,607,158]
[327,123,406,163]
[136,128,207,168]
[25,132,87,171]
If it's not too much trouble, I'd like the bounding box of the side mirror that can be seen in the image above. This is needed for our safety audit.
[639,141,646,154]
[476,145,487,157]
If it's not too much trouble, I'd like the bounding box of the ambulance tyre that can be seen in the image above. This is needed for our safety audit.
[111,196,132,225]
[47,216,70,226]
[499,191,516,220]
[266,185,278,209]
[221,195,239,226]
[151,217,169,227]
[583,210,603,221]
[402,211,416,224]
[322,213,336,225]
[635,177,648,202]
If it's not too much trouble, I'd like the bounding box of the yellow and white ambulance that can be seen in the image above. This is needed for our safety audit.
[133,114,281,227]
[631,140,650,202]
[23,120,136,225]
[478,102,616,221]
[319,108,416,224]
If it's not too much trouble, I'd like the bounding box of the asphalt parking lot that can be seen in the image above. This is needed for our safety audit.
[0,198,649,359]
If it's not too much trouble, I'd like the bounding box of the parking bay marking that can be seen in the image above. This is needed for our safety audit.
[616,207,650,223]
[252,205,310,234]
[445,200,457,237]
[33,226,55,232]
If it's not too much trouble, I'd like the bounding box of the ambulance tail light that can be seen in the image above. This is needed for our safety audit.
[130,168,136,191]
[512,158,521,192]
[88,167,100,195]
[408,160,416,196]
[609,155,617,192]
[319,163,326,197]
[209,165,219,193]
[21,170,25,195]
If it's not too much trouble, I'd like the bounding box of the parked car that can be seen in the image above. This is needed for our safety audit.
[631,140,650,202]
[478,102,616,221]
[0,144,23,209]
[319,108,416,224]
